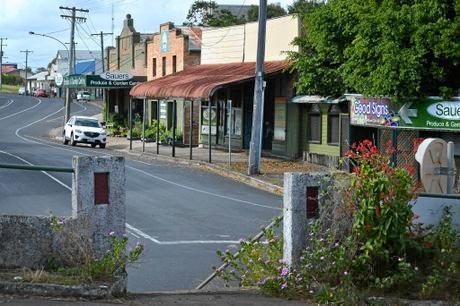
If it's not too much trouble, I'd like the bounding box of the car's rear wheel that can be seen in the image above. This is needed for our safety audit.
[71,133,77,146]
[99,143,106,149]
[63,135,69,145]
[91,143,97,148]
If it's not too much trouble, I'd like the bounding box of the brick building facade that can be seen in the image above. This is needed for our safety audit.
[145,22,202,145]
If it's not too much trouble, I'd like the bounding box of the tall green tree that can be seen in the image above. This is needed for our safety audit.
[186,0,218,26]
[289,0,460,100]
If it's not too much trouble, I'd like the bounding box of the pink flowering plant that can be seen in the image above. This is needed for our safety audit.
[216,140,460,303]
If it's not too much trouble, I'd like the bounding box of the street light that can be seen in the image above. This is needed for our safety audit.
[29,31,72,128]
[29,31,69,53]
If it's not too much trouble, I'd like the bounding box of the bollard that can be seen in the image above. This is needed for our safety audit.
[283,172,327,269]
[72,156,126,258]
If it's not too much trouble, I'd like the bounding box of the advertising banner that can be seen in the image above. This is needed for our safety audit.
[350,96,460,131]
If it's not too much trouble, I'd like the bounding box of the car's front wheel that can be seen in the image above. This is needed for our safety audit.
[91,143,97,148]
[71,133,77,146]
[63,134,69,145]
[99,143,106,149]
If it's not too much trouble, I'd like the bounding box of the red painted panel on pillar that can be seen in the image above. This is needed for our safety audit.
[306,186,318,218]
[94,172,109,205]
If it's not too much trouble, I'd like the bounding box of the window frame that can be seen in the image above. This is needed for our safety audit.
[307,104,322,144]
[152,58,157,77]
[162,56,166,76]
[327,104,341,146]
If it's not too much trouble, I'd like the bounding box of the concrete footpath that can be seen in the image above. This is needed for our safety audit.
[0,290,308,305]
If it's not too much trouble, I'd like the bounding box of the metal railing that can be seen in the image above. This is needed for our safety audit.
[0,163,74,173]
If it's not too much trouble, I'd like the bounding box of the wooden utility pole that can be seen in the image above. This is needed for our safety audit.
[60,6,88,124]
[247,0,267,175]
[0,38,7,92]
[91,31,112,121]
[20,50,33,94]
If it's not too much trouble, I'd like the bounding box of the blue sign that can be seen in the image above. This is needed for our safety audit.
[160,30,169,53]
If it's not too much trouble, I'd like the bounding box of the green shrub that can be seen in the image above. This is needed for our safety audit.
[216,140,460,303]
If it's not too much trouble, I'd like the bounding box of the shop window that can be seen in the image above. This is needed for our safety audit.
[162,57,166,76]
[308,104,321,143]
[152,58,157,77]
[172,55,177,74]
[328,104,341,145]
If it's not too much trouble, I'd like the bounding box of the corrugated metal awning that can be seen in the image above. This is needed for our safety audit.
[129,61,288,100]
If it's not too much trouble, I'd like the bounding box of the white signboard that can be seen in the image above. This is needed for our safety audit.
[100,71,133,81]
[55,73,63,86]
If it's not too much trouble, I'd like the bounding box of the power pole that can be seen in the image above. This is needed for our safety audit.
[20,50,33,94]
[91,31,112,72]
[91,31,112,121]
[247,0,267,175]
[60,6,88,124]
[0,38,7,92]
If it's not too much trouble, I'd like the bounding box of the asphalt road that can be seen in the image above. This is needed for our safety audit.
[0,94,282,292]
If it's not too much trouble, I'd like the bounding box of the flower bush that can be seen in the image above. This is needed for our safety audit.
[217,140,460,303]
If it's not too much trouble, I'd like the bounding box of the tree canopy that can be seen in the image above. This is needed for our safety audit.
[288,0,460,100]
[186,0,288,26]
[246,3,288,21]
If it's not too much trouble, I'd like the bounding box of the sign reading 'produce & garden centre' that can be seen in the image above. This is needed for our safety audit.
[350,96,460,131]
[62,71,145,89]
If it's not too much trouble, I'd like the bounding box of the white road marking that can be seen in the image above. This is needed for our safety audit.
[0,98,41,121]
[1,149,238,245]
[0,99,14,110]
[0,150,72,192]
[22,136,281,211]
[45,101,88,122]
[5,103,278,245]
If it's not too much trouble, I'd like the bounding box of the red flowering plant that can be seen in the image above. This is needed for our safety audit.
[345,140,417,271]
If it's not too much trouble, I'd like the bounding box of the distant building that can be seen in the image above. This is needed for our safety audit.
[50,49,101,97]
[1,63,18,74]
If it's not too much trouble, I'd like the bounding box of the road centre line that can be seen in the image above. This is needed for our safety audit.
[7,104,248,244]
[7,102,280,243]
[0,99,14,110]
[0,149,239,245]
[46,101,88,122]
[24,134,281,211]
[0,98,41,121]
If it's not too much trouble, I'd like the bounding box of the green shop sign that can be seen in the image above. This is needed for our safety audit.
[63,71,144,89]
[350,96,460,131]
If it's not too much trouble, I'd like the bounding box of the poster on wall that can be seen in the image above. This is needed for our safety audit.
[349,96,460,131]
[201,107,217,135]
[159,101,167,119]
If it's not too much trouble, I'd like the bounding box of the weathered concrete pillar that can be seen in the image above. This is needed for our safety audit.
[72,156,126,258]
[283,172,328,269]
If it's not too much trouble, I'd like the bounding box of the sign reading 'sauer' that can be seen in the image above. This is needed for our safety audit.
[350,96,460,131]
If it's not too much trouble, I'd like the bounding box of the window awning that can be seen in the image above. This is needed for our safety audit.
[129,61,289,100]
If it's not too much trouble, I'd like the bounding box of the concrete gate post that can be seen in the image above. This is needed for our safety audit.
[283,172,328,269]
[72,156,126,258]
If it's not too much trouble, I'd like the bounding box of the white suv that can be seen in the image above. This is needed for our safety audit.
[63,116,107,148]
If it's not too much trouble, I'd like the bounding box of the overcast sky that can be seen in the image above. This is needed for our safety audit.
[0,0,294,71]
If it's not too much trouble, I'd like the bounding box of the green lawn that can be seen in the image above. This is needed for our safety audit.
[0,84,20,94]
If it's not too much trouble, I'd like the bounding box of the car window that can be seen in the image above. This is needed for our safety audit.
[74,119,100,128]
